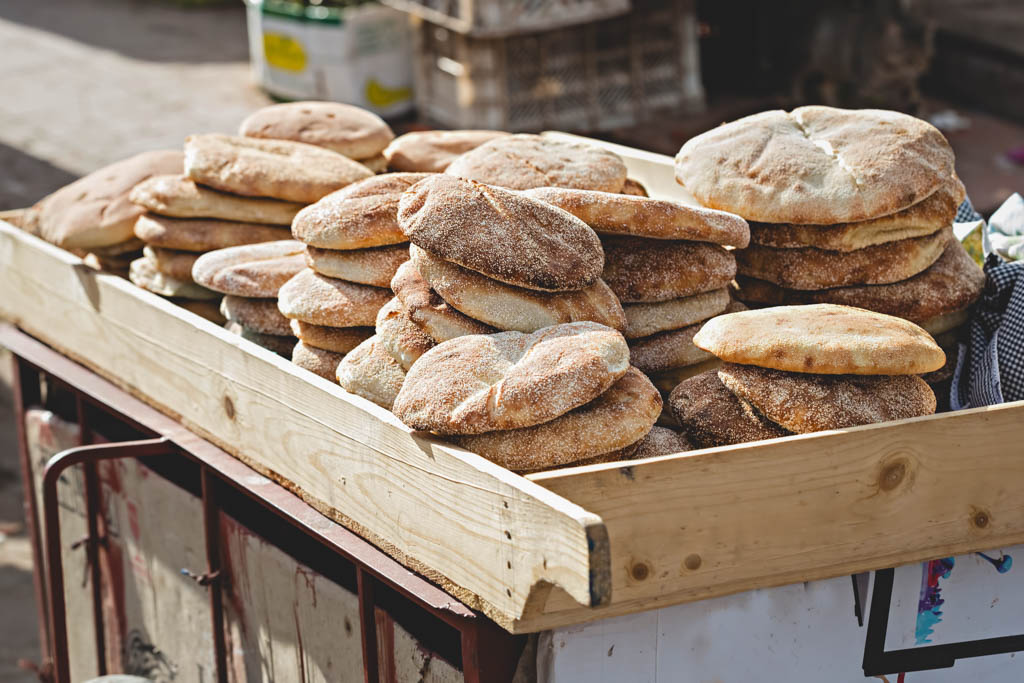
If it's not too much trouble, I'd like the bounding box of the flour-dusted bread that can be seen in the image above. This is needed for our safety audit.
[523,188,750,247]
[226,321,296,356]
[142,246,201,281]
[336,336,406,409]
[130,175,303,225]
[410,245,625,333]
[453,367,661,472]
[446,133,628,192]
[239,101,394,161]
[693,304,946,375]
[399,175,604,292]
[191,240,306,298]
[134,214,292,252]
[393,322,630,435]
[384,129,510,173]
[628,321,714,374]
[718,363,936,433]
[622,288,730,339]
[289,320,374,353]
[304,244,408,287]
[669,370,790,448]
[292,341,345,381]
[221,295,293,336]
[602,236,735,302]
[185,134,373,203]
[390,261,496,342]
[375,297,437,371]
[675,106,955,224]
[277,268,391,327]
[129,257,218,300]
[630,426,693,458]
[620,179,648,197]
[291,173,431,249]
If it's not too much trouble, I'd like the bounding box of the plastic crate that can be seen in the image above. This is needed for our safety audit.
[412,0,704,132]
[380,0,632,37]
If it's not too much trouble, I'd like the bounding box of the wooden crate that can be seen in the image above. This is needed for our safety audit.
[380,0,631,37]
[3,139,1024,634]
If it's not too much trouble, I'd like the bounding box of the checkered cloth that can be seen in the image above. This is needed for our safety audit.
[956,196,983,223]
[951,198,1024,409]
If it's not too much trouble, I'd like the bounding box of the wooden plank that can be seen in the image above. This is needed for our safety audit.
[523,402,1024,630]
[0,222,609,633]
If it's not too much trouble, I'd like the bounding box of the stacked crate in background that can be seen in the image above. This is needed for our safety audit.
[380,0,705,132]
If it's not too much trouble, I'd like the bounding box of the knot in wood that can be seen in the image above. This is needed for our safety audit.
[683,554,702,571]
[973,510,990,529]
[629,561,651,582]
[878,459,907,491]
[223,395,236,420]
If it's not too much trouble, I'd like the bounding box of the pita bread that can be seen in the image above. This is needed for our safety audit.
[184,134,373,203]
[221,295,293,336]
[410,245,625,333]
[719,363,936,433]
[675,106,954,224]
[305,243,408,287]
[446,134,628,192]
[336,336,406,409]
[668,370,790,448]
[277,268,392,327]
[622,288,729,339]
[648,358,723,393]
[383,130,510,173]
[628,321,714,374]
[390,261,496,342]
[393,322,630,435]
[239,101,394,160]
[225,321,296,356]
[130,175,302,225]
[191,240,306,297]
[523,188,750,247]
[289,320,374,353]
[292,341,345,381]
[693,304,946,375]
[375,297,436,371]
[143,246,200,281]
[602,236,736,302]
[631,426,693,458]
[398,175,604,291]
[129,257,218,300]
[453,367,661,472]
[621,179,648,197]
[134,214,292,252]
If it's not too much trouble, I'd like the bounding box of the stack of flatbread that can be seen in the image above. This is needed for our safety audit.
[669,305,945,448]
[383,129,509,173]
[674,106,986,401]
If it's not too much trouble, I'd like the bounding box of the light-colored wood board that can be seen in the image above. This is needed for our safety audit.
[0,222,608,633]
[523,401,1024,630]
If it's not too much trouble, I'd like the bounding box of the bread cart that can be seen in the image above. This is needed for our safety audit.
[4,139,1024,682]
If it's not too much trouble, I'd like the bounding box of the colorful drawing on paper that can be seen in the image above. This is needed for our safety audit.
[914,552,1014,645]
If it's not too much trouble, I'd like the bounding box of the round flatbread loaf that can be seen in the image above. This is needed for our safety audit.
[674,106,955,224]
[390,261,496,342]
[191,240,306,297]
[631,426,693,458]
[134,214,292,252]
[648,358,723,394]
[383,130,510,173]
[375,297,436,371]
[86,238,145,258]
[184,134,373,203]
[522,188,750,247]
[621,179,648,197]
[221,295,293,336]
[289,320,374,353]
[129,257,218,300]
[736,226,950,290]
[143,246,200,281]
[410,245,625,333]
[305,244,408,287]
[693,303,946,375]
[748,177,964,251]
[622,288,730,339]
[277,269,392,327]
[225,321,296,356]
[668,370,790,448]
[130,175,302,225]
[453,367,661,472]
[292,341,345,381]
[336,336,406,409]
[399,175,603,291]
[291,173,431,249]
[718,363,936,434]
[734,237,984,327]
[602,236,736,302]
[628,322,713,374]
[30,150,183,249]
[239,101,394,161]
[360,154,387,173]
[393,321,630,435]
[446,134,628,192]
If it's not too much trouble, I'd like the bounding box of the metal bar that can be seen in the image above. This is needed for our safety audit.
[358,568,380,683]
[200,468,229,683]
[42,437,173,683]
[76,398,108,676]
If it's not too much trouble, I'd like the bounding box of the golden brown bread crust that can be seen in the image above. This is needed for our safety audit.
[631,426,693,458]
[291,341,345,381]
[622,288,730,339]
[129,175,302,225]
[277,268,392,327]
[390,261,496,342]
[445,134,628,192]
[748,176,964,251]
[648,359,723,393]
[734,237,985,324]
[221,295,293,336]
[453,367,662,472]
[305,244,409,287]
[410,245,625,333]
[129,257,218,300]
[383,130,510,173]
[736,226,951,291]
[628,322,714,374]
[719,363,936,433]
[398,175,604,291]
[225,320,296,356]
[239,102,394,160]
[621,178,648,197]
[374,297,436,371]
[143,246,200,281]
[693,304,946,375]
[291,173,431,249]
[393,322,630,435]
[289,320,373,353]
[191,240,306,298]
[523,188,750,247]
[134,214,292,252]
[674,106,955,224]
[602,236,736,302]
[668,370,790,448]
[184,134,373,203]
[336,336,406,409]
[30,150,184,249]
